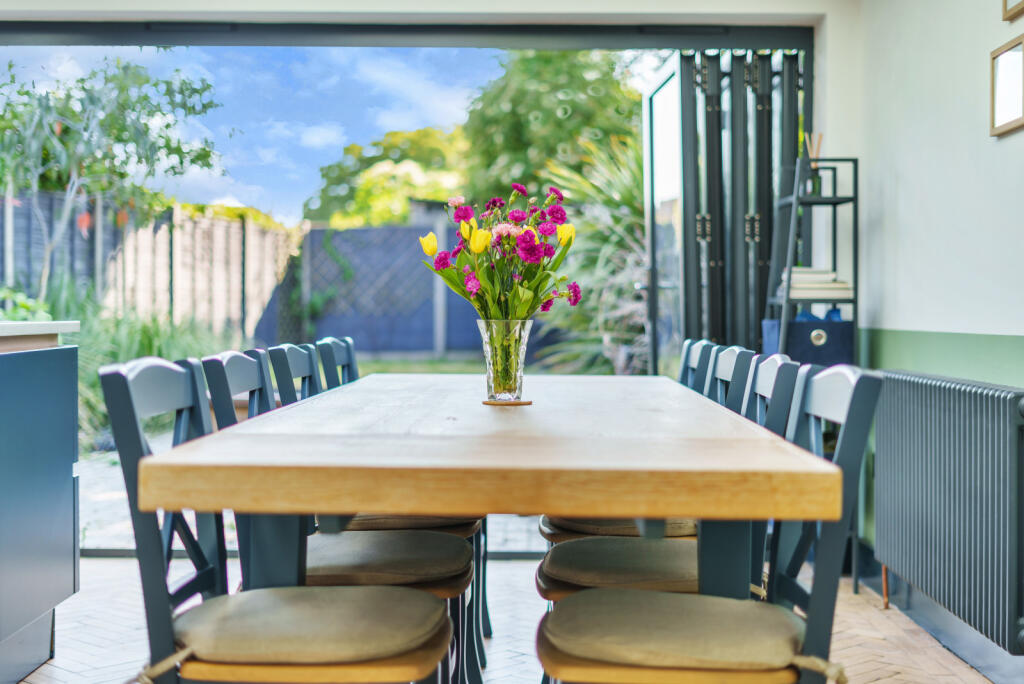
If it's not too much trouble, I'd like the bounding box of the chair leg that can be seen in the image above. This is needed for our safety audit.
[449,595,466,684]
[481,517,493,638]
[471,531,487,669]
[881,564,890,609]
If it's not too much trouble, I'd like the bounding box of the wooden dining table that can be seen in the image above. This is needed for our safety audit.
[137,373,841,598]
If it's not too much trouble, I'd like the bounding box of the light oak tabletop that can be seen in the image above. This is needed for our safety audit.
[137,373,840,521]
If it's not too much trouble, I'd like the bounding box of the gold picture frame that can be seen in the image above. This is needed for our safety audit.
[1006,0,1024,21]
[991,34,1024,135]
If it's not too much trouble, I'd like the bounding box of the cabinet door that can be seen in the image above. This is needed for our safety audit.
[0,346,78,642]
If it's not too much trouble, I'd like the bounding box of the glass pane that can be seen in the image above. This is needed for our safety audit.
[651,73,684,378]
[994,45,1023,127]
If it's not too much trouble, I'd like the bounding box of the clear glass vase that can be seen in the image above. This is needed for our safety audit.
[477,319,533,402]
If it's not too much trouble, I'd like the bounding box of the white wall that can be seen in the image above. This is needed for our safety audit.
[859,0,1024,336]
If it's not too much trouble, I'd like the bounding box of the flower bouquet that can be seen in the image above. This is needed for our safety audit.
[419,182,581,403]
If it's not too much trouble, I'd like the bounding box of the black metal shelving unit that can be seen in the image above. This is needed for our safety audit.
[764,156,859,356]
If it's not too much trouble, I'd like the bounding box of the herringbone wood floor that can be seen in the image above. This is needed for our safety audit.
[21,558,988,684]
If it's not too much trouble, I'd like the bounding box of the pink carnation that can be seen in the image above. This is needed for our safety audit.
[537,221,557,237]
[543,243,556,258]
[547,187,564,202]
[465,271,481,297]
[434,251,452,270]
[511,182,528,195]
[485,197,505,210]
[540,298,555,312]
[492,222,518,239]
[447,195,466,208]
[567,281,582,306]
[508,209,528,223]
[451,240,464,259]
[516,230,545,264]
[546,205,567,225]
[529,206,540,215]
[453,205,474,223]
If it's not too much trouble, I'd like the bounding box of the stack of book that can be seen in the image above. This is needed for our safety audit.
[779,267,854,300]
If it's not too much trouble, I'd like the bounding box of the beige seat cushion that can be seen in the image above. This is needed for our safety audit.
[175,585,447,664]
[541,537,699,593]
[547,516,698,537]
[542,588,805,670]
[347,514,480,530]
[306,530,472,585]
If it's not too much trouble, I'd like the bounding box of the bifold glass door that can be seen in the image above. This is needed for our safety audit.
[643,49,809,375]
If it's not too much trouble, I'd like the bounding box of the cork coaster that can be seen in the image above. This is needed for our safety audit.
[482,400,533,406]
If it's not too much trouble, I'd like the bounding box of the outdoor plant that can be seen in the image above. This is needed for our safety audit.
[418,184,582,400]
[0,287,51,321]
[535,137,648,375]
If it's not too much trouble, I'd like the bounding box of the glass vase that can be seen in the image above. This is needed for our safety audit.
[477,319,533,402]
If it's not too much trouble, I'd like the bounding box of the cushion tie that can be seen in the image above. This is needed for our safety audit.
[125,645,195,684]
[791,654,848,684]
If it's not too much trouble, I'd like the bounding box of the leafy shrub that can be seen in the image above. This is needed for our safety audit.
[0,287,52,321]
[535,137,648,374]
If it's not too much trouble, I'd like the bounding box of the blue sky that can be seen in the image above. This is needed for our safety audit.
[0,45,505,225]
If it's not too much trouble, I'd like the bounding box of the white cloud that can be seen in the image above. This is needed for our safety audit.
[298,123,346,149]
[350,54,474,130]
[210,195,245,207]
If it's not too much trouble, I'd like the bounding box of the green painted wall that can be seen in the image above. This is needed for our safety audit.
[862,328,1024,388]
[858,327,1024,546]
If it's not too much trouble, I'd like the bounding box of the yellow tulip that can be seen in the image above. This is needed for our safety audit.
[557,223,576,246]
[419,231,438,257]
[470,229,493,254]
[469,217,478,231]
[460,221,472,240]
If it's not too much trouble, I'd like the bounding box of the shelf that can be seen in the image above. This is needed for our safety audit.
[768,295,856,305]
[776,194,855,207]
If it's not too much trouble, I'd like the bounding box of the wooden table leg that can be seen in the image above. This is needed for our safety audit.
[698,521,752,598]
[239,514,308,589]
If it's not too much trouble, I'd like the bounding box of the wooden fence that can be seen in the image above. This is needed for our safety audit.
[0,191,298,341]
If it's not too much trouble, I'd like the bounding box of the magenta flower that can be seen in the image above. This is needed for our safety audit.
[465,271,481,296]
[547,186,564,202]
[485,197,505,210]
[543,243,556,258]
[540,298,555,312]
[451,240,464,259]
[533,209,547,222]
[463,265,472,273]
[547,205,567,225]
[453,205,474,223]
[512,273,523,281]
[511,182,528,195]
[516,230,545,264]
[508,209,528,223]
[434,251,452,270]
[529,205,540,215]
[567,281,582,306]
[537,221,557,237]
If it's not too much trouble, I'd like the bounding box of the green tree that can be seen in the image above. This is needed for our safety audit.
[2,59,220,298]
[463,50,640,203]
[305,126,466,226]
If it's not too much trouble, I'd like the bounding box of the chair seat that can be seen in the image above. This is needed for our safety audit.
[175,585,448,664]
[545,515,698,537]
[347,513,481,531]
[540,537,699,596]
[305,530,472,586]
[540,588,805,672]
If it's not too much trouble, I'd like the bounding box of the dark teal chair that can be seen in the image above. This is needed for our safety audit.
[100,356,450,684]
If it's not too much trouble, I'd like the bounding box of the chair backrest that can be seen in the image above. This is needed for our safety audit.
[766,364,883,664]
[202,349,275,429]
[316,336,360,389]
[268,343,323,405]
[677,339,718,393]
[741,353,799,435]
[99,357,228,674]
[705,345,755,411]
